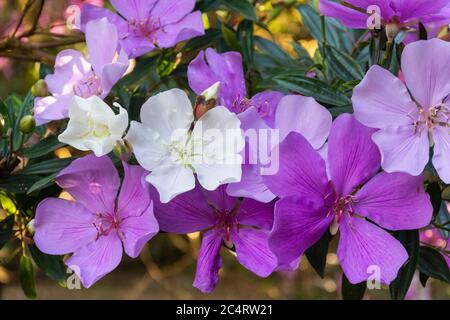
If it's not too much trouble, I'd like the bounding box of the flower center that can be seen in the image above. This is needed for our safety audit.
[84,113,111,139]
[231,96,271,118]
[93,212,123,239]
[210,199,242,247]
[413,103,450,138]
[329,195,356,223]
[128,16,163,41]
[73,74,103,98]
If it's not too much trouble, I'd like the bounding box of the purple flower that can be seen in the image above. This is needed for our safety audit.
[153,185,276,293]
[33,155,159,288]
[265,114,432,284]
[353,39,450,183]
[188,48,283,127]
[80,0,205,58]
[34,18,128,125]
[319,0,450,32]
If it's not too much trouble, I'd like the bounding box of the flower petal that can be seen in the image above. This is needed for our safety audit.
[318,0,371,29]
[269,196,332,270]
[110,0,157,20]
[151,0,195,25]
[55,154,120,214]
[34,94,74,125]
[153,185,216,234]
[372,125,429,176]
[263,132,331,201]
[354,172,433,230]
[328,114,380,197]
[432,126,450,184]
[65,231,123,288]
[236,198,275,230]
[80,4,127,32]
[275,95,332,148]
[231,228,277,277]
[193,230,223,293]
[353,65,419,128]
[250,90,284,128]
[402,39,450,107]
[337,216,408,285]
[34,198,97,255]
[188,50,221,98]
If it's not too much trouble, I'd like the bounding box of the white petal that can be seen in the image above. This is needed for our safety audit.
[139,88,194,142]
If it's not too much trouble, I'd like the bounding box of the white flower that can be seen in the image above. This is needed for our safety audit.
[58,96,128,157]
[126,88,244,203]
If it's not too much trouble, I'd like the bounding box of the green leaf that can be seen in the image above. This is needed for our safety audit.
[305,231,332,278]
[20,255,37,299]
[419,272,429,287]
[0,215,14,250]
[221,0,257,21]
[436,202,450,240]
[389,230,419,300]
[426,182,442,217]
[255,36,296,67]
[20,157,76,175]
[325,45,365,81]
[22,135,65,158]
[12,91,34,151]
[271,74,351,106]
[238,20,255,67]
[341,273,366,300]
[27,173,58,195]
[418,246,450,283]
[221,23,242,52]
[29,245,66,286]
[0,175,42,194]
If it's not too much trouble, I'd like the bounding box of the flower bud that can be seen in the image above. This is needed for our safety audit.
[386,23,400,42]
[31,79,49,97]
[0,117,4,137]
[19,115,36,134]
[113,139,132,162]
[194,82,221,119]
[27,219,35,236]
[443,186,450,200]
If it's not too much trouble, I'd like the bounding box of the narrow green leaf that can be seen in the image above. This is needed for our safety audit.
[20,255,37,299]
[27,173,58,194]
[0,175,42,194]
[0,215,14,250]
[305,231,332,278]
[221,0,257,21]
[29,245,66,286]
[238,20,255,67]
[341,273,366,300]
[389,230,420,300]
[221,23,242,52]
[419,272,429,287]
[325,45,365,81]
[22,135,65,158]
[20,157,76,175]
[426,182,441,217]
[418,246,450,283]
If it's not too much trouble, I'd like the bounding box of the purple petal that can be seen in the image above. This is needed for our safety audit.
[34,94,74,125]
[353,65,419,128]
[318,0,372,29]
[337,216,408,285]
[188,50,221,97]
[56,155,120,214]
[402,39,450,108]
[46,49,91,96]
[153,185,216,234]
[328,114,380,197]
[263,132,331,202]
[250,91,284,128]
[110,0,158,20]
[154,11,205,48]
[151,0,196,25]
[193,230,223,293]
[34,198,97,255]
[65,231,123,288]
[432,126,450,183]
[275,95,332,149]
[236,198,275,230]
[372,125,429,176]
[100,49,129,95]
[79,4,127,33]
[269,196,333,269]
[391,0,449,22]
[231,228,277,277]
[354,172,433,230]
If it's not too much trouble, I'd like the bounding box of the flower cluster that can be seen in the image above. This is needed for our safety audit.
[24,1,450,294]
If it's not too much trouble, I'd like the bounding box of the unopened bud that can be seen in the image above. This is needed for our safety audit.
[19,115,36,134]
[0,117,4,136]
[194,82,221,119]
[386,23,400,42]
[113,139,132,162]
[443,186,450,200]
[31,79,49,97]
[27,219,35,236]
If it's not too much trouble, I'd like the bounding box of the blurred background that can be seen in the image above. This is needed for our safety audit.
[0,0,449,300]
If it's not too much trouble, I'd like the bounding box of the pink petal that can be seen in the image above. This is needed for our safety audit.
[353,65,419,128]
[354,172,433,230]
[34,198,97,255]
[151,0,196,25]
[328,114,380,196]
[65,231,123,288]
[236,198,275,230]
[269,196,333,269]
[231,228,277,277]
[56,155,120,214]
[372,125,429,176]
[318,0,372,29]
[34,94,74,125]
[110,0,157,20]
[251,90,284,128]
[193,230,223,293]
[337,216,408,285]
[432,126,450,183]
